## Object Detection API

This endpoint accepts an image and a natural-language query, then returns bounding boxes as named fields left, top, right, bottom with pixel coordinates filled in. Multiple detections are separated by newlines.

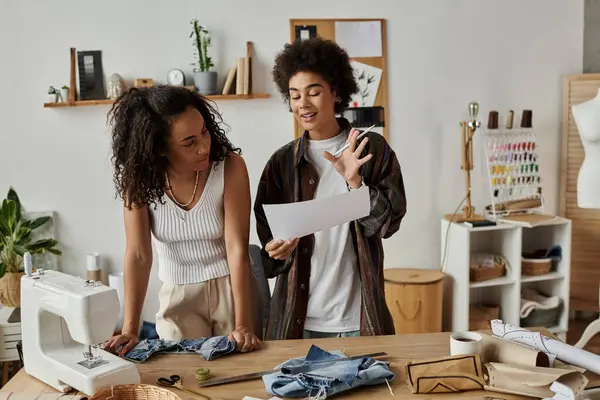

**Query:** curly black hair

left=107, top=85, right=241, bottom=209
left=272, top=37, right=359, bottom=114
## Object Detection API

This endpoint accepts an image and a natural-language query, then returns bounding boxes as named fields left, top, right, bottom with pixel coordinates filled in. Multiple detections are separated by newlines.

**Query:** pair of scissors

left=157, top=375, right=210, bottom=399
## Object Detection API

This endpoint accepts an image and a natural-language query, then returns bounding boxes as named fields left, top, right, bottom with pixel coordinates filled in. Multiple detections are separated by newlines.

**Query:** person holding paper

left=254, top=37, right=407, bottom=340
left=103, top=86, right=260, bottom=354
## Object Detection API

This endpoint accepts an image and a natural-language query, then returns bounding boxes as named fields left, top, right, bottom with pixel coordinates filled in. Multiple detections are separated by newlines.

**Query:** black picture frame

left=77, top=50, right=106, bottom=100
left=294, top=25, right=317, bottom=41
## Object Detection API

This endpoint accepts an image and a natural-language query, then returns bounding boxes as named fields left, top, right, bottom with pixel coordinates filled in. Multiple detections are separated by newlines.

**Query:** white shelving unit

left=441, top=217, right=571, bottom=341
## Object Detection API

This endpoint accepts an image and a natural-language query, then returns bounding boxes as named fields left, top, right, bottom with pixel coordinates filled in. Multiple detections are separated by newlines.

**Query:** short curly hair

left=272, top=37, right=358, bottom=114
left=107, top=85, right=241, bottom=209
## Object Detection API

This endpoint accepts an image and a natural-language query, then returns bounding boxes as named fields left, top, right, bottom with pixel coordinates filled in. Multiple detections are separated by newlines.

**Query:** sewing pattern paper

left=262, top=186, right=370, bottom=241
left=491, top=319, right=600, bottom=375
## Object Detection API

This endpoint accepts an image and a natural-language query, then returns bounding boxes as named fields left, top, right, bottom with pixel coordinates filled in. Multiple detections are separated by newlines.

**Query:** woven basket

left=470, top=255, right=507, bottom=282
left=89, top=384, right=181, bottom=400
left=522, top=257, right=552, bottom=276
left=0, top=272, right=24, bottom=307
left=469, top=304, right=500, bottom=331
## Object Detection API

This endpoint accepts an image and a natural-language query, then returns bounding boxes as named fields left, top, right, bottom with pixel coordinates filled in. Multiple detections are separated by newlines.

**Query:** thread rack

left=483, top=110, right=545, bottom=220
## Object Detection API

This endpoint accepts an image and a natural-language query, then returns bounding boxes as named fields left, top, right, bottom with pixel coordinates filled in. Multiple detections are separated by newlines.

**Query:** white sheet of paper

left=263, top=186, right=370, bottom=240
left=334, top=21, right=383, bottom=58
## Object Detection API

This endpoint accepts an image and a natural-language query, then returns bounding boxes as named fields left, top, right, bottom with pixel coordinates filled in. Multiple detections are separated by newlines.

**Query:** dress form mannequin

left=571, top=88, right=600, bottom=208
left=571, top=88, right=600, bottom=349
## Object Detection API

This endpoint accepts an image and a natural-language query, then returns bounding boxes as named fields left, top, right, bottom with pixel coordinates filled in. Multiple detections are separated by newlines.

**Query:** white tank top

left=149, top=162, right=230, bottom=284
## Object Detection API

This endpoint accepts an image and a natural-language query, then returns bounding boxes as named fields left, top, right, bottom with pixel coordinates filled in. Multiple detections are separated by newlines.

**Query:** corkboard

left=560, top=73, right=600, bottom=312
left=288, top=19, right=389, bottom=140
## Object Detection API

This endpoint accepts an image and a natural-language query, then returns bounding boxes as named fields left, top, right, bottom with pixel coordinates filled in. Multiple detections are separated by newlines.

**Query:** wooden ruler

left=196, top=351, right=388, bottom=388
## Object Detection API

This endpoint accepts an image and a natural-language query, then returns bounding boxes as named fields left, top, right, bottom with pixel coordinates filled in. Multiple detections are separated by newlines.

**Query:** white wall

left=0, top=0, right=583, bottom=322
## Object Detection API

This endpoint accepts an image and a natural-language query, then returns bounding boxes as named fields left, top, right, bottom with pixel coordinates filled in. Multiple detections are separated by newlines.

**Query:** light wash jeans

left=120, top=336, right=236, bottom=363
left=303, top=330, right=360, bottom=339
left=262, top=344, right=395, bottom=398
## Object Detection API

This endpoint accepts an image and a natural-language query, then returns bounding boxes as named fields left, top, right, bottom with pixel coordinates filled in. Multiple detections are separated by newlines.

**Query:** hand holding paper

left=263, top=186, right=370, bottom=241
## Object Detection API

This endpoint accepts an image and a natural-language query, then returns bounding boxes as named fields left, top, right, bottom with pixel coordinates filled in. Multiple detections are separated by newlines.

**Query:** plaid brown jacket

left=253, top=118, right=407, bottom=340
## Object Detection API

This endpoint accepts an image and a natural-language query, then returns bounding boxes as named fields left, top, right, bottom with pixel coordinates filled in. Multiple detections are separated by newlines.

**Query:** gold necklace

left=165, top=170, right=199, bottom=207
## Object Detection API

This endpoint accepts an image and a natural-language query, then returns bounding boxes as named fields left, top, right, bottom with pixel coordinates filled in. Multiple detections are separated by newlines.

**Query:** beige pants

left=155, top=275, right=235, bottom=340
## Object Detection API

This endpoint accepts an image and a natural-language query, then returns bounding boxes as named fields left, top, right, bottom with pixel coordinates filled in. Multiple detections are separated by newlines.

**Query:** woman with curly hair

left=104, top=85, right=260, bottom=354
left=254, top=37, right=407, bottom=340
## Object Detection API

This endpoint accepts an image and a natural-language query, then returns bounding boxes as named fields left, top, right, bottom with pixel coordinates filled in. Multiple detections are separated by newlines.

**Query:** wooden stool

left=384, top=268, right=445, bottom=334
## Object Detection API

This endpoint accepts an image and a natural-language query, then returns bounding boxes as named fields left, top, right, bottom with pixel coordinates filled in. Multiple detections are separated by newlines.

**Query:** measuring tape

left=195, top=351, right=387, bottom=388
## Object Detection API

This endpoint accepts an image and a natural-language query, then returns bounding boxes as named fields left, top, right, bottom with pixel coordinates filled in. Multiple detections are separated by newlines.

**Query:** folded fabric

left=405, top=354, right=486, bottom=394
left=120, top=335, right=236, bottom=363
left=520, top=288, right=561, bottom=318
left=485, top=362, right=589, bottom=399
left=262, top=345, right=394, bottom=399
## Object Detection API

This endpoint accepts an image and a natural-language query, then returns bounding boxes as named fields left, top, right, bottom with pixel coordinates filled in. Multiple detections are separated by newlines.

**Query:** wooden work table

left=2, top=332, right=599, bottom=399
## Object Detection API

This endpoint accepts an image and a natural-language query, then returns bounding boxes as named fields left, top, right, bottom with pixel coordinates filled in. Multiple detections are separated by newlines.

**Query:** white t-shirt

left=304, top=132, right=362, bottom=333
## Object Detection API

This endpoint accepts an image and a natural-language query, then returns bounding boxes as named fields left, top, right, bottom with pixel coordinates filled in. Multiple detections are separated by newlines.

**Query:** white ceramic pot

left=60, top=88, right=69, bottom=102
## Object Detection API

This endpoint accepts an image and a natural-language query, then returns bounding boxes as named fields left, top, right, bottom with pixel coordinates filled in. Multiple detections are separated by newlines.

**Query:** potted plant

left=0, top=187, right=61, bottom=307
left=47, top=86, right=58, bottom=103
left=190, top=19, right=217, bottom=95
left=60, top=85, right=69, bottom=103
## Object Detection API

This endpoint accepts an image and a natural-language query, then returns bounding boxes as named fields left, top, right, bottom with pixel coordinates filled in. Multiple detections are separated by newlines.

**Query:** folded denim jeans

left=263, top=345, right=395, bottom=399
left=120, top=335, right=236, bottom=363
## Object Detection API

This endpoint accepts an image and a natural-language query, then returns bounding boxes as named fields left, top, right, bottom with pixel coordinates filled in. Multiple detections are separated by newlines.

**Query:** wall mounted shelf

left=44, top=93, right=270, bottom=108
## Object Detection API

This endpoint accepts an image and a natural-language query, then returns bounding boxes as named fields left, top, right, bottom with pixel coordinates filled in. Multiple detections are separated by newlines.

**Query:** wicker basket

left=521, top=300, right=563, bottom=328
left=470, top=254, right=507, bottom=282
left=522, top=257, right=552, bottom=276
left=89, top=385, right=181, bottom=400
left=0, top=272, right=24, bottom=307
left=469, top=304, right=500, bottom=331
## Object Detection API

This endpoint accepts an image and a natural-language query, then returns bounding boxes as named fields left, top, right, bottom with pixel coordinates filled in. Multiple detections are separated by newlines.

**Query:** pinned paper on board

left=295, top=25, right=317, bottom=41
left=349, top=60, right=382, bottom=108
left=263, top=186, right=370, bottom=241
left=334, top=20, right=383, bottom=58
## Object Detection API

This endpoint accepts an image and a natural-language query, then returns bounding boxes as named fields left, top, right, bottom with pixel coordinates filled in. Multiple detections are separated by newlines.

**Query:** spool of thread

left=24, top=252, right=33, bottom=276
left=195, top=368, right=211, bottom=382
left=86, top=252, right=102, bottom=282
left=487, top=111, right=499, bottom=129
left=506, top=110, right=514, bottom=129
left=521, top=109, right=533, bottom=128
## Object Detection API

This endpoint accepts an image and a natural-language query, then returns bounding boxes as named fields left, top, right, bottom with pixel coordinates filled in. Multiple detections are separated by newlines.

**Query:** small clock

left=167, top=69, right=185, bottom=86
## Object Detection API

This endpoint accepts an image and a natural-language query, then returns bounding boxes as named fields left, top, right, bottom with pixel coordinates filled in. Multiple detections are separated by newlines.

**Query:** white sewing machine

left=20, top=268, right=141, bottom=396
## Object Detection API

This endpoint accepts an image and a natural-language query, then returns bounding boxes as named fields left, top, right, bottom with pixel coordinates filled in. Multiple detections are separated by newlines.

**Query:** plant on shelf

left=47, top=86, right=58, bottom=103
left=60, top=85, right=69, bottom=103
left=190, top=18, right=217, bottom=95
left=0, top=187, right=61, bottom=307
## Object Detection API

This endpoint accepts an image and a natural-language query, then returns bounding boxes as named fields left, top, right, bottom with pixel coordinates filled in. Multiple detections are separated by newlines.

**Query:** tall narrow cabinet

left=440, top=217, right=571, bottom=341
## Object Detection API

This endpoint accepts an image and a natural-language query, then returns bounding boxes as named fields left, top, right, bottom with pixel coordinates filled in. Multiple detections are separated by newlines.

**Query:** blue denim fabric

left=139, top=321, right=159, bottom=341
left=120, top=335, right=236, bottom=363
left=263, top=345, right=395, bottom=398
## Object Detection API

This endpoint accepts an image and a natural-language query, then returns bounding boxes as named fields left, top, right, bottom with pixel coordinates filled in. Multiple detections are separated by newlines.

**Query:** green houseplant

left=190, top=19, right=217, bottom=95
left=0, top=187, right=61, bottom=307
